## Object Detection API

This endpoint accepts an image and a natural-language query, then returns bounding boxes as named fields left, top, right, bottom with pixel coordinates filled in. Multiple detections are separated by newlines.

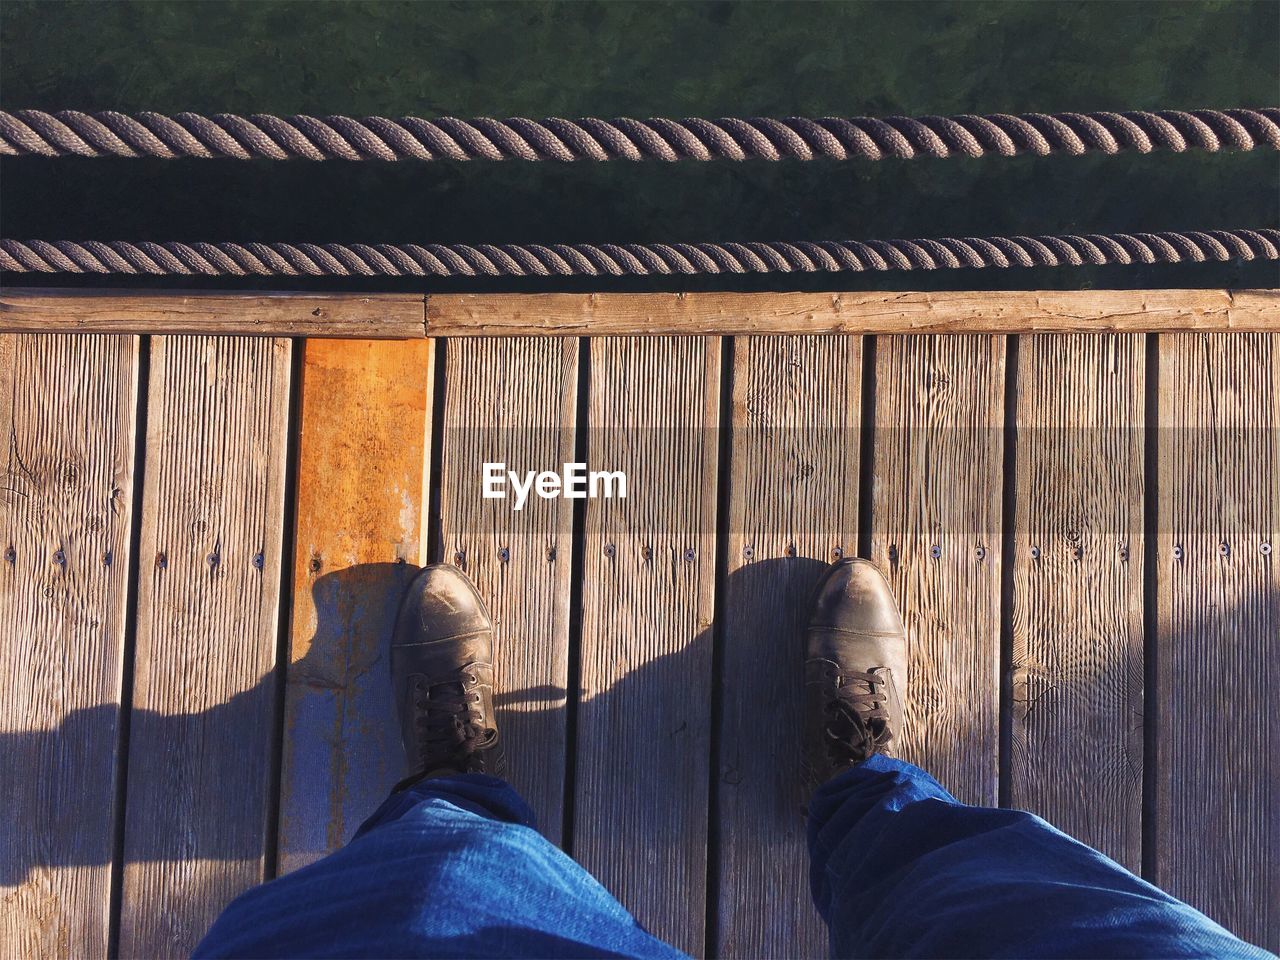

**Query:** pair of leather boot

left=391, top=559, right=906, bottom=792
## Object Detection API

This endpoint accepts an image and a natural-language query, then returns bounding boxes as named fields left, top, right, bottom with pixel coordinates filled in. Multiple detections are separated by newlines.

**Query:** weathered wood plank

left=717, top=335, right=861, bottom=959
left=0, top=290, right=425, bottom=338
left=1156, top=333, right=1279, bottom=950
left=5, top=288, right=1276, bottom=338
left=437, top=337, right=578, bottom=842
left=575, top=337, right=720, bottom=954
left=277, top=339, right=434, bottom=875
left=870, top=335, right=1004, bottom=805
left=119, top=336, right=292, bottom=957
left=426, top=290, right=1279, bottom=337
left=0, top=334, right=139, bottom=958
left=1010, top=334, right=1144, bottom=869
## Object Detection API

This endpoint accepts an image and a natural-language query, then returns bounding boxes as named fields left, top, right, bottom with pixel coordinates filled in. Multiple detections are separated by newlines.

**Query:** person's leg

left=196, top=771, right=683, bottom=959
left=801, top=559, right=1270, bottom=960
left=196, top=564, right=684, bottom=959
left=808, top=757, right=1267, bottom=959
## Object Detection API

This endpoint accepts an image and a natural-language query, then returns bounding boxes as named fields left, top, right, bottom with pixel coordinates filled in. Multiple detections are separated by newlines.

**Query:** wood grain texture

left=1, top=290, right=425, bottom=338
left=718, top=335, right=861, bottom=959
left=1156, top=333, right=1279, bottom=950
left=120, top=336, right=292, bottom=958
left=426, top=290, right=1279, bottom=337
left=0, top=334, right=139, bottom=958
left=436, top=337, right=578, bottom=842
left=1010, top=335, right=1144, bottom=869
left=278, top=339, right=434, bottom=875
left=575, top=337, right=720, bottom=955
left=6, top=288, right=1275, bottom=338
left=870, top=335, right=1004, bottom=805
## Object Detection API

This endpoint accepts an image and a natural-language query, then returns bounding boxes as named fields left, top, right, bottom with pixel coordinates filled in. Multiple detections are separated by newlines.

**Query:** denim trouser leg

left=197, top=762, right=1272, bottom=959
left=194, top=774, right=685, bottom=959
left=808, top=755, right=1271, bottom=959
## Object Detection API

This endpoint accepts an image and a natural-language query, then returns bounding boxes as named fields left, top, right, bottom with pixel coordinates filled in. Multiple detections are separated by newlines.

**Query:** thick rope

left=2, top=231, right=1275, bottom=277
left=2, top=108, right=1277, bottom=162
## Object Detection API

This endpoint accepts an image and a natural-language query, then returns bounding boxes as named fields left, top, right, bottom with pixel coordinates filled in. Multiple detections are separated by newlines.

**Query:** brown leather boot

left=391, top=564, right=504, bottom=784
left=803, top=558, right=908, bottom=790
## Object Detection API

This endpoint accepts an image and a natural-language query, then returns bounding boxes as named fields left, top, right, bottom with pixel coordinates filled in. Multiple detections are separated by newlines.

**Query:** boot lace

left=824, top=668, right=893, bottom=764
left=412, top=668, right=497, bottom=771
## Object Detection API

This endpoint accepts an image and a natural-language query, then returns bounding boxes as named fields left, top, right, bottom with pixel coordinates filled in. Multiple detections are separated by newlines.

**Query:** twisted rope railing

left=2, top=231, right=1275, bottom=277
left=2, top=108, right=1277, bottom=162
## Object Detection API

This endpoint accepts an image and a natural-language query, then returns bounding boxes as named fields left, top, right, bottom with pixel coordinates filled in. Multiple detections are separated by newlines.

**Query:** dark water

left=1, top=0, right=1277, bottom=294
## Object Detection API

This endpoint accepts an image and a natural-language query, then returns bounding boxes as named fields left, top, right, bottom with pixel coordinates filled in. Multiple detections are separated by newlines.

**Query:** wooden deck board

left=574, top=337, right=721, bottom=955
left=278, top=339, right=434, bottom=874
left=0, top=334, right=139, bottom=958
left=716, top=334, right=861, bottom=959
left=1, top=291, right=425, bottom=338
left=870, top=335, right=1005, bottom=805
left=119, top=336, right=292, bottom=957
left=436, top=337, right=578, bottom=840
left=426, top=290, right=1280, bottom=336
left=1155, top=333, right=1279, bottom=949
left=7, top=288, right=1279, bottom=337
left=1009, top=335, right=1145, bottom=869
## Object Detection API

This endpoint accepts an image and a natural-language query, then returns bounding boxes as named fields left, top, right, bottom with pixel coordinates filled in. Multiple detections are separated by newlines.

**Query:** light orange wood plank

left=278, top=338, right=434, bottom=874
left=0, top=334, right=139, bottom=958
left=120, top=336, right=291, bottom=957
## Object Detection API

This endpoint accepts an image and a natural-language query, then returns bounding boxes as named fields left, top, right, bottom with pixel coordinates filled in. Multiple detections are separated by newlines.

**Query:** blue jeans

left=197, top=757, right=1269, bottom=959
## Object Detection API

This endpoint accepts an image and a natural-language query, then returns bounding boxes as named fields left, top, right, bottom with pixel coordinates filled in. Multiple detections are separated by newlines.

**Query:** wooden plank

left=575, top=337, right=720, bottom=954
left=426, top=290, right=1279, bottom=337
left=1009, top=334, right=1144, bottom=869
left=870, top=335, right=1004, bottom=805
left=0, top=334, right=139, bottom=958
left=436, top=337, right=578, bottom=841
left=119, top=336, right=291, bottom=957
left=717, top=335, right=861, bottom=959
left=4, top=288, right=1277, bottom=338
left=1156, top=333, right=1279, bottom=949
left=0, top=290, right=425, bottom=338
left=277, top=339, right=434, bottom=875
